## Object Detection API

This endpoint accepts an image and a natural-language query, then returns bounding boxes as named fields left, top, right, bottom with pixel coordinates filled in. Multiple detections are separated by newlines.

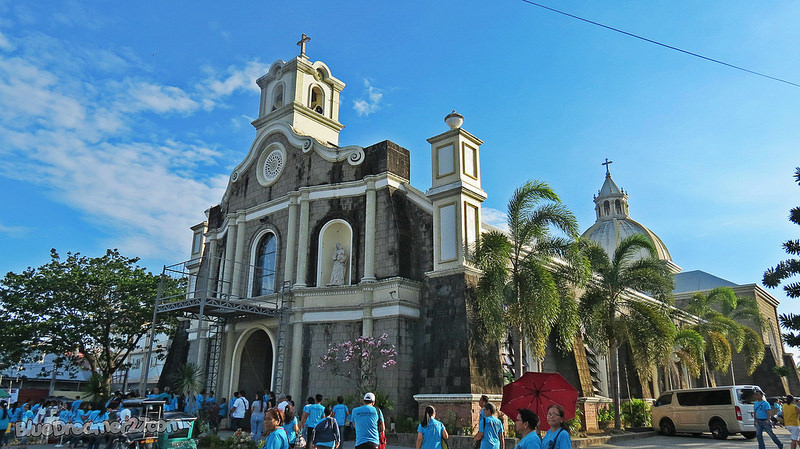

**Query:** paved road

left=598, top=427, right=791, bottom=448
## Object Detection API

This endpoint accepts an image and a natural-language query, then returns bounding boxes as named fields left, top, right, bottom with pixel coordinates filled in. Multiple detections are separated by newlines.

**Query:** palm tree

left=472, top=180, right=587, bottom=378
left=668, top=328, right=705, bottom=389
left=579, top=234, right=675, bottom=430
left=684, top=287, right=765, bottom=384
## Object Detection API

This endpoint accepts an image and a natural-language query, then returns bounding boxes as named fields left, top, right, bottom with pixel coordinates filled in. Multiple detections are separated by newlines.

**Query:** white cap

left=363, top=392, right=376, bottom=402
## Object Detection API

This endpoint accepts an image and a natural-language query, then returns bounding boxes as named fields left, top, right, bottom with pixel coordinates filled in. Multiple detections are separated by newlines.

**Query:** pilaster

left=362, top=177, right=377, bottom=282
left=223, top=215, right=237, bottom=297
left=284, top=193, right=300, bottom=285
left=231, top=211, right=247, bottom=298
left=295, top=189, right=311, bottom=287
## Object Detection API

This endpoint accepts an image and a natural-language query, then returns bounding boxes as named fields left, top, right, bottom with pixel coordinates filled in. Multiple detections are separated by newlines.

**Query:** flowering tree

left=318, top=333, right=397, bottom=393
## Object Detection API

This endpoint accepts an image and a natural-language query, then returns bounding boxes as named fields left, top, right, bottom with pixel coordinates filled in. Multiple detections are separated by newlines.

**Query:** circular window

left=256, top=145, right=286, bottom=187
left=264, top=150, right=283, bottom=181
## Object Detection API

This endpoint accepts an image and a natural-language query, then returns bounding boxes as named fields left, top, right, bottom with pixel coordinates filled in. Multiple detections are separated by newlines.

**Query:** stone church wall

left=416, top=273, right=503, bottom=395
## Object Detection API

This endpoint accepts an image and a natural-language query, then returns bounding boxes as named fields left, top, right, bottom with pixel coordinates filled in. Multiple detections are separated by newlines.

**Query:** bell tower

left=252, top=34, right=346, bottom=146
left=426, top=111, right=487, bottom=273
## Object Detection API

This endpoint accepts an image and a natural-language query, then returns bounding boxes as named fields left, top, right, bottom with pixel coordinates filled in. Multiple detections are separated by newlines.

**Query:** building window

left=192, top=232, right=203, bottom=254
left=272, top=84, right=284, bottom=111
left=309, top=85, right=324, bottom=114
left=603, top=201, right=611, bottom=216
left=253, top=233, right=277, bottom=296
left=614, top=200, right=622, bottom=215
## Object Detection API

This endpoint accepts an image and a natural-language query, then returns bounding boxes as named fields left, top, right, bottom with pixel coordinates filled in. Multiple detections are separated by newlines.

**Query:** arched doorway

left=237, top=330, right=274, bottom=401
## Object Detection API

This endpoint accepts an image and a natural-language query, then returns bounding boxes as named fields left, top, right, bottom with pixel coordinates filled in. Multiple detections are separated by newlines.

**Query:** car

left=651, top=385, right=763, bottom=440
left=110, top=399, right=198, bottom=449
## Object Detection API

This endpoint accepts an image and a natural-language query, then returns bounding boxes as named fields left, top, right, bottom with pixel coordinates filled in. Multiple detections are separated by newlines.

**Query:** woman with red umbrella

left=513, top=409, right=541, bottom=449
left=541, top=404, right=571, bottom=449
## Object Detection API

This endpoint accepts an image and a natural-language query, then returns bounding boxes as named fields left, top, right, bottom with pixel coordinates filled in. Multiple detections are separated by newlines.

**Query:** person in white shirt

left=230, top=391, right=248, bottom=430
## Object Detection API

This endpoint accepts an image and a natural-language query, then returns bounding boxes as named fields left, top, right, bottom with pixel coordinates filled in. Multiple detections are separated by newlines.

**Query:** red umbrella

left=500, top=372, right=579, bottom=421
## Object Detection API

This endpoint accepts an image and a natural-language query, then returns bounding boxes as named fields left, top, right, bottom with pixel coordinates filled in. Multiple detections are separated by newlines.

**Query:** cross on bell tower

left=297, top=33, right=310, bottom=58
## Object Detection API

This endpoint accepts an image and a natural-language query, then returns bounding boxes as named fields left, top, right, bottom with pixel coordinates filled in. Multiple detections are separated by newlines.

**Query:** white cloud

left=481, top=207, right=509, bottom=232
left=0, top=29, right=14, bottom=51
left=0, top=222, right=30, bottom=237
left=124, top=81, right=201, bottom=115
left=0, top=31, right=255, bottom=262
left=353, top=79, right=384, bottom=117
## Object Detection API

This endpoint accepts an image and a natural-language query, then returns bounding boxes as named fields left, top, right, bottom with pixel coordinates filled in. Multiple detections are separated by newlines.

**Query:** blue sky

left=1, top=1, right=799, bottom=321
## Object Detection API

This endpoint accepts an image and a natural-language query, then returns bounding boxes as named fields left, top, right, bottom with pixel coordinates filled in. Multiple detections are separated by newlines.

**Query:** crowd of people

left=0, top=389, right=574, bottom=449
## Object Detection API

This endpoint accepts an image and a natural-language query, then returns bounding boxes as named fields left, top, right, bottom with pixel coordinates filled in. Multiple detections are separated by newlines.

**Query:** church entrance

left=237, top=329, right=274, bottom=399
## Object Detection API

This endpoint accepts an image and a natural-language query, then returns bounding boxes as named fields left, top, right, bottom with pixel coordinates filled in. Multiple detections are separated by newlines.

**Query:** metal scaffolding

left=140, top=255, right=291, bottom=395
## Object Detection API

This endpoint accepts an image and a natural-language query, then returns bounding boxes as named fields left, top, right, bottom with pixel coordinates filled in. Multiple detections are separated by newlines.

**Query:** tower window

left=272, top=84, right=284, bottom=111
left=615, top=200, right=622, bottom=214
left=603, top=200, right=610, bottom=216
left=309, top=85, right=324, bottom=114
left=252, top=232, right=277, bottom=296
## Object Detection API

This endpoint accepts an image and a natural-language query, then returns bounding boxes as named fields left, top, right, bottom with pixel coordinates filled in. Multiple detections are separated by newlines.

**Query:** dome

left=581, top=169, right=681, bottom=273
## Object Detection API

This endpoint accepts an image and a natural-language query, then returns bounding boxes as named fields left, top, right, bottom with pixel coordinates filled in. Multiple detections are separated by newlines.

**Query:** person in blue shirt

left=332, top=397, right=349, bottom=435
left=475, top=403, right=503, bottom=449
left=540, top=405, right=570, bottom=449
left=217, top=398, right=228, bottom=432
left=283, top=403, right=300, bottom=449
left=475, top=395, right=489, bottom=449
left=301, top=395, right=325, bottom=449
left=754, top=391, right=784, bottom=449
left=415, top=405, right=448, bottom=449
left=352, top=393, right=384, bottom=449
left=261, top=409, right=289, bottom=449
left=312, top=407, right=340, bottom=449
left=513, top=409, right=541, bottom=449
left=20, top=404, right=34, bottom=447
left=0, top=402, right=11, bottom=448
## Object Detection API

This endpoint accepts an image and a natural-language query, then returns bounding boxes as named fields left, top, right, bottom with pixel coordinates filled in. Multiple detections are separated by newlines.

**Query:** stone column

left=362, top=289, right=374, bottom=336
left=231, top=211, right=247, bottom=298
left=295, top=189, right=310, bottom=287
left=289, top=296, right=304, bottom=400
left=204, top=236, right=218, bottom=298
left=362, top=178, right=377, bottom=282
left=284, top=193, right=300, bottom=285
left=223, top=214, right=237, bottom=297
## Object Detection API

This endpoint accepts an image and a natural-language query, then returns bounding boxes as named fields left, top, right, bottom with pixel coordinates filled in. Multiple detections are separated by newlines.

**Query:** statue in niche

left=328, top=243, right=348, bottom=286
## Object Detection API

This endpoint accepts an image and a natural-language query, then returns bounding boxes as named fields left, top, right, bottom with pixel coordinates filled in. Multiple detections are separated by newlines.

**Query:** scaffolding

left=140, top=255, right=291, bottom=395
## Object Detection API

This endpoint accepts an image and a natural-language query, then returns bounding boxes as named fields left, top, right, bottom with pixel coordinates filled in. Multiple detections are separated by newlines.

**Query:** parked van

left=651, top=385, right=763, bottom=439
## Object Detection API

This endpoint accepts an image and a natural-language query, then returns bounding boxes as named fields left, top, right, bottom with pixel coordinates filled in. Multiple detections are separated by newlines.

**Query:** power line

left=520, top=0, right=800, bottom=89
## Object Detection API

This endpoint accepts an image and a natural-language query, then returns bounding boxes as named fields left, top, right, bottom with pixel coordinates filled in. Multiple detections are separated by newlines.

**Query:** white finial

left=445, top=110, right=464, bottom=129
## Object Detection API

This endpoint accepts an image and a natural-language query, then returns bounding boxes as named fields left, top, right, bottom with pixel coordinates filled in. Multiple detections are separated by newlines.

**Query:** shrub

left=620, top=399, right=651, bottom=428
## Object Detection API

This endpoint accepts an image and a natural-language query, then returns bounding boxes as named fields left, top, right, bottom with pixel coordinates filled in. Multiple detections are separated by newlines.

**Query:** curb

left=572, top=430, right=658, bottom=447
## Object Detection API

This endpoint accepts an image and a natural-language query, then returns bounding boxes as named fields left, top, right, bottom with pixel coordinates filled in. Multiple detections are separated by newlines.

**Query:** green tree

left=764, top=167, right=800, bottom=345
left=685, top=287, right=765, bottom=383
left=668, top=328, right=705, bottom=388
left=0, top=249, right=179, bottom=389
left=473, top=180, right=588, bottom=378
left=579, top=234, right=675, bottom=430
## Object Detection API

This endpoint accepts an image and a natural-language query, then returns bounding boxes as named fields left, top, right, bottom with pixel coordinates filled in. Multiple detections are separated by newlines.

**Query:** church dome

left=581, top=165, right=681, bottom=274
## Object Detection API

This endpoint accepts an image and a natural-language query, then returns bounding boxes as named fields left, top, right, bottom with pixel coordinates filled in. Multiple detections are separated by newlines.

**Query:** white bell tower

left=251, top=34, right=346, bottom=146
left=426, top=111, right=487, bottom=273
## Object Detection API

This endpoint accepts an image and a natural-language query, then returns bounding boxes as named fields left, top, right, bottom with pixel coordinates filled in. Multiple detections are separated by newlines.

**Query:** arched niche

left=272, top=83, right=284, bottom=111
left=317, top=219, right=353, bottom=287
left=309, top=84, right=324, bottom=115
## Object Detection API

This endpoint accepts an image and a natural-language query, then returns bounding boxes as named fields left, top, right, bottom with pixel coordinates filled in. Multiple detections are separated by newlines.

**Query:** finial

left=602, top=158, right=613, bottom=176
left=445, top=110, right=464, bottom=129
left=297, top=33, right=311, bottom=58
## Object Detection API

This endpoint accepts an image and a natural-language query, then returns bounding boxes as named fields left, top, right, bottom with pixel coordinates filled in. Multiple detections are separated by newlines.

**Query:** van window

left=654, top=393, right=672, bottom=406
left=737, top=388, right=761, bottom=404
left=677, top=390, right=732, bottom=406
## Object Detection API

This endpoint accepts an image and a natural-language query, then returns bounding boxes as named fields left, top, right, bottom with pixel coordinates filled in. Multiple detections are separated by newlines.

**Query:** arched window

left=309, top=85, right=324, bottom=114
left=603, top=200, right=611, bottom=216
left=272, top=84, right=284, bottom=111
left=252, top=233, right=277, bottom=296
left=615, top=200, right=622, bottom=214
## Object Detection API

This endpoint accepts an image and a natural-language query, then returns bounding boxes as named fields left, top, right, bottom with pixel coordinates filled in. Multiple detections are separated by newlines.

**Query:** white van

left=651, top=385, right=763, bottom=439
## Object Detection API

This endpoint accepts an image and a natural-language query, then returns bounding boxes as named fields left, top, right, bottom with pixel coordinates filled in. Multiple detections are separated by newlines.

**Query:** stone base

left=413, top=393, right=504, bottom=435
left=578, top=396, right=612, bottom=432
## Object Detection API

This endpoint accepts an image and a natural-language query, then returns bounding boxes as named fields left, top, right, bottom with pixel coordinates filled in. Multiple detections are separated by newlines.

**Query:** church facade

left=162, top=41, right=797, bottom=428
left=175, top=45, right=501, bottom=418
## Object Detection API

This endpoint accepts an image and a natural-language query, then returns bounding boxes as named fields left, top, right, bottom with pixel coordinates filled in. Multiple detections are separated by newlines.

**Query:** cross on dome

left=602, top=158, right=613, bottom=175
